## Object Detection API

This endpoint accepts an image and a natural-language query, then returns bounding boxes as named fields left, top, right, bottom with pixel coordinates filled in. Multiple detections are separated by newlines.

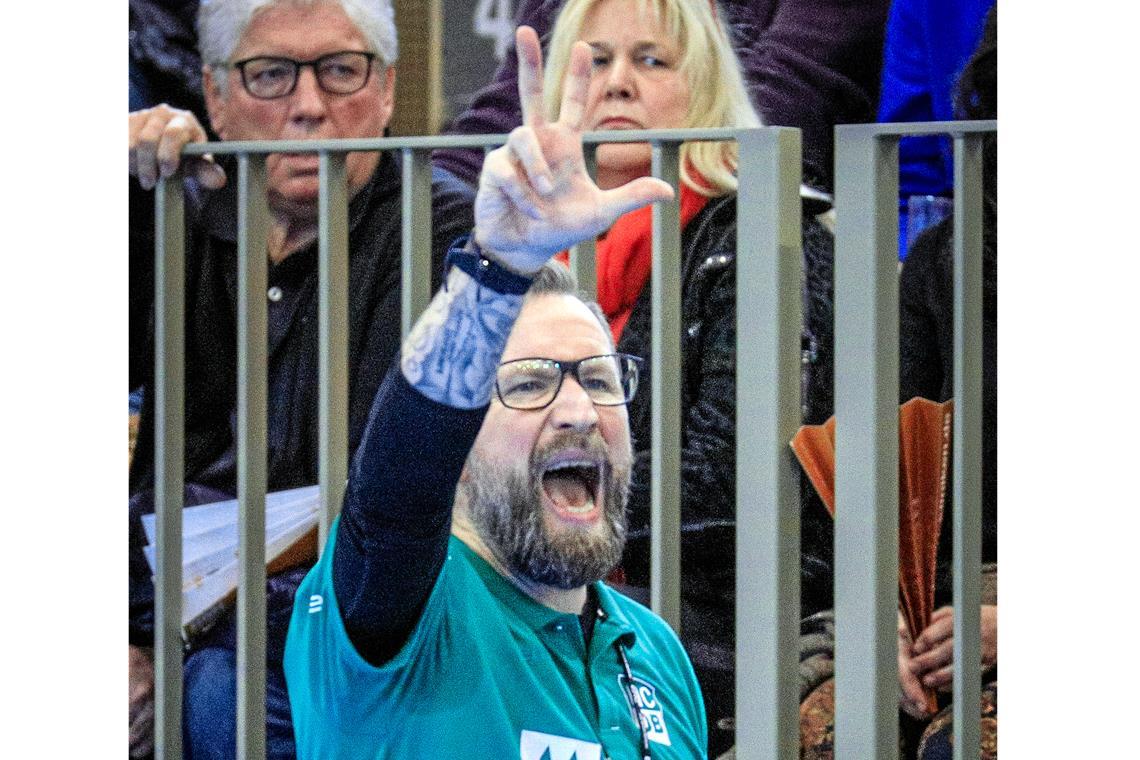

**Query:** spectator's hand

left=910, top=604, right=998, bottom=692
left=897, top=611, right=933, bottom=719
left=129, top=644, right=155, bottom=758
left=129, top=104, right=226, bottom=191
left=473, top=25, right=672, bottom=274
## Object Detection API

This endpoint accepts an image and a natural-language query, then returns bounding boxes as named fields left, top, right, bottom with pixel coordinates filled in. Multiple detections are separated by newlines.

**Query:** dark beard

left=464, top=433, right=629, bottom=590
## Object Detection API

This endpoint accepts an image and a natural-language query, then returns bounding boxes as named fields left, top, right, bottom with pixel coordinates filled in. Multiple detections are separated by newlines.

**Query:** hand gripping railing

left=833, top=119, right=996, bottom=760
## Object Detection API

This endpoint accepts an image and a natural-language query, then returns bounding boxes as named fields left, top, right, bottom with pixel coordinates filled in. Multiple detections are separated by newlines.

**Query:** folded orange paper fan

left=789, top=416, right=837, bottom=515
left=790, top=397, right=953, bottom=715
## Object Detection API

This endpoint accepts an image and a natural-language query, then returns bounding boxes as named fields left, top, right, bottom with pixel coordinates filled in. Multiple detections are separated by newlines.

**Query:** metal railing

left=832, top=120, right=994, bottom=760
left=148, top=120, right=994, bottom=759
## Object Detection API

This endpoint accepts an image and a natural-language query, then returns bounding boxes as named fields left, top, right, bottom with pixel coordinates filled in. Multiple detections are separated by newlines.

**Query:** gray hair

left=197, top=0, right=398, bottom=69
left=526, top=259, right=613, bottom=347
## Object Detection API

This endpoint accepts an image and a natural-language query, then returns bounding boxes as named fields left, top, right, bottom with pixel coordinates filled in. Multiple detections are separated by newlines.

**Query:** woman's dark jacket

left=613, top=190, right=836, bottom=735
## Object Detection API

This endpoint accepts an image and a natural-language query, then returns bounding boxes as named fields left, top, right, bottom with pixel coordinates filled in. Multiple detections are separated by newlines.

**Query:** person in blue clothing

left=877, top=0, right=993, bottom=258
left=284, top=26, right=707, bottom=759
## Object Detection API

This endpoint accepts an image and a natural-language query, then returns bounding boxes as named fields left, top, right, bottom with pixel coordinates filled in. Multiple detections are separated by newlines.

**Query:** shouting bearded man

left=283, top=26, right=708, bottom=759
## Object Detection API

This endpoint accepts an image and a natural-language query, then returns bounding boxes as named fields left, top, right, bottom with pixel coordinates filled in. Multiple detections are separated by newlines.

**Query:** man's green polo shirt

left=284, top=526, right=707, bottom=759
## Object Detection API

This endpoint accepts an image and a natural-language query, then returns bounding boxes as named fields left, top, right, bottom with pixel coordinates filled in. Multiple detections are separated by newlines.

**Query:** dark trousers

left=131, top=483, right=305, bottom=760
left=183, top=648, right=296, bottom=760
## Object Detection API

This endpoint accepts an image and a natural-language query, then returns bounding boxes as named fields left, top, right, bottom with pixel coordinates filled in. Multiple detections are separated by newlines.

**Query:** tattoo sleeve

left=400, top=267, right=524, bottom=408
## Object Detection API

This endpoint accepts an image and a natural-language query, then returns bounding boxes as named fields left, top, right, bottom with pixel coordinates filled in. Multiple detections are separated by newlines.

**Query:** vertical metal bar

left=834, top=127, right=900, bottom=760
left=649, top=141, right=682, bottom=631
left=734, top=128, right=802, bottom=760
left=951, top=132, right=985, bottom=760
left=401, top=147, right=433, bottom=338
left=236, top=153, right=269, bottom=760
left=318, top=152, right=349, bottom=552
left=570, top=144, right=598, bottom=299
left=153, top=175, right=184, bottom=760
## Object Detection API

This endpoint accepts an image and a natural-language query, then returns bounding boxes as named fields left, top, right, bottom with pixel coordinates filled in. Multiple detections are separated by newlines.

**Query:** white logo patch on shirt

left=619, top=675, right=672, bottom=746
left=519, top=729, right=602, bottom=760
left=308, top=594, right=323, bottom=614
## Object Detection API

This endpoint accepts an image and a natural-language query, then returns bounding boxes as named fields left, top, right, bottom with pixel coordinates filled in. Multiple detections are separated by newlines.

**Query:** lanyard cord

left=615, top=641, right=652, bottom=760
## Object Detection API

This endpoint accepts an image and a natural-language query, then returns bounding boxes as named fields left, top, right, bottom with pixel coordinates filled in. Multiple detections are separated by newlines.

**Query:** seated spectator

left=800, top=9, right=997, bottom=758
left=129, top=0, right=207, bottom=122
left=127, top=1, right=473, bottom=757
left=284, top=27, right=708, bottom=756
left=877, top=0, right=994, bottom=258
left=437, top=0, right=891, bottom=194
left=447, top=1, right=836, bottom=754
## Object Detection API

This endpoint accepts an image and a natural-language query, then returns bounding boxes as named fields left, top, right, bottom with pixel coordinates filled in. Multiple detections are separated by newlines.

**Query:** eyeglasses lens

left=497, top=359, right=561, bottom=410
left=495, top=355, right=639, bottom=410
left=240, top=52, right=372, bottom=99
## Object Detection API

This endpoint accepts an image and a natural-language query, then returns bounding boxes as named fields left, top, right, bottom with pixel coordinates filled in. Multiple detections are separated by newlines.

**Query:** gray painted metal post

left=318, top=152, right=350, bottom=552
left=951, top=133, right=985, bottom=760
left=734, top=127, right=803, bottom=760
left=154, top=176, right=185, bottom=760
left=401, top=148, right=433, bottom=337
left=236, top=154, right=269, bottom=760
left=650, top=141, right=682, bottom=631
left=834, top=127, right=901, bottom=760
left=570, top=145, right=598, bottom=299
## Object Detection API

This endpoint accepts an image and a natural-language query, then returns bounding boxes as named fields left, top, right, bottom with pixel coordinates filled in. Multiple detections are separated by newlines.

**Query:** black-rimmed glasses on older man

left=231, top=51, right=377, bottom=100
left=494, top=354, right=643, bottom=411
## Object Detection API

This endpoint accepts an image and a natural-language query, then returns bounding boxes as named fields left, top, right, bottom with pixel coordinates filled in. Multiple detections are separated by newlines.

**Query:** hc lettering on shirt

left=519, top=729, right=603, bottom=760
left=620, top=675, right=672, bottom=746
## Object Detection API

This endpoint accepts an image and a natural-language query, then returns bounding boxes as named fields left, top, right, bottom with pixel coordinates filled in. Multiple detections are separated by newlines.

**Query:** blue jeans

left=183, top=647, right=297, bottom=760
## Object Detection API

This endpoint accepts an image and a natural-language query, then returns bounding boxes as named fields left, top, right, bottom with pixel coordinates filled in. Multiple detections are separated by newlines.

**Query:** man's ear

left=202, top=66, right=228, bottom=138
left=376, top=66, right=397, bottom=132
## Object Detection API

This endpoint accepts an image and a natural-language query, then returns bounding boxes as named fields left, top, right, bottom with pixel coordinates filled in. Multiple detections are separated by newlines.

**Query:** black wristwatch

left=443, top=234, right=533, bottom=296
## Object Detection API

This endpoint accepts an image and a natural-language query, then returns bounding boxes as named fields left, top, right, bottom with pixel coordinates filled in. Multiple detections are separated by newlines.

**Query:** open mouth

left=541, top=459, right=603, bottom=519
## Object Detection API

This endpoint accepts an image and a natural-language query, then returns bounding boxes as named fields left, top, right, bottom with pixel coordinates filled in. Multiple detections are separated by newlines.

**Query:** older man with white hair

left=127, top=1, right=473, bottom=757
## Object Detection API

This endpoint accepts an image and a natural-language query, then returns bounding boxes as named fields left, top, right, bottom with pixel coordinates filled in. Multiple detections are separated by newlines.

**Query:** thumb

left=193, top=155, right=228, bottom=190
left=598, top=177, right=675, bottom=220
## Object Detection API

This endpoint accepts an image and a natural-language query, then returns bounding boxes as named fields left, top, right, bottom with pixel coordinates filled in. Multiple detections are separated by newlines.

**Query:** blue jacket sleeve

left=877, top=0, right=993, bottom=256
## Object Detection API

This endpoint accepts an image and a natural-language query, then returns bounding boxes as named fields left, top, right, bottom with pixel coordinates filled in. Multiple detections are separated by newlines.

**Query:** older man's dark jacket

left=128, top=153, right=474, bottom=658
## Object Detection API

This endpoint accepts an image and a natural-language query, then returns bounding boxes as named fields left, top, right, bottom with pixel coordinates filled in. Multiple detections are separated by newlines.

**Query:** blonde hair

left=542, top=0, right=761, bottom=197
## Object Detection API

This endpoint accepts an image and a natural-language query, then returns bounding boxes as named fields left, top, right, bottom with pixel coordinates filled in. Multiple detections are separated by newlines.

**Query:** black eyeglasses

left=494, top=354, right=643, bottom=411
left=231, top=51, right=377, bottom=99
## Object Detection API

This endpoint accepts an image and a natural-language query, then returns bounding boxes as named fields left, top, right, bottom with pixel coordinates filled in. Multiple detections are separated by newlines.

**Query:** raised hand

left=129, top=104, right=226, bottom=191
left=473, top=25, right=673, bottom=274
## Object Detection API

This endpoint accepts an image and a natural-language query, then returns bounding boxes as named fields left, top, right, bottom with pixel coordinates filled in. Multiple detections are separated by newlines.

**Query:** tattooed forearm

left=401, top=267, right=525, bottom=408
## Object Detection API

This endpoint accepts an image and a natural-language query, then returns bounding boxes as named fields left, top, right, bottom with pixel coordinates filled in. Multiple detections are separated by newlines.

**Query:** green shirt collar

left=450, top=536, right=638, bottom=650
